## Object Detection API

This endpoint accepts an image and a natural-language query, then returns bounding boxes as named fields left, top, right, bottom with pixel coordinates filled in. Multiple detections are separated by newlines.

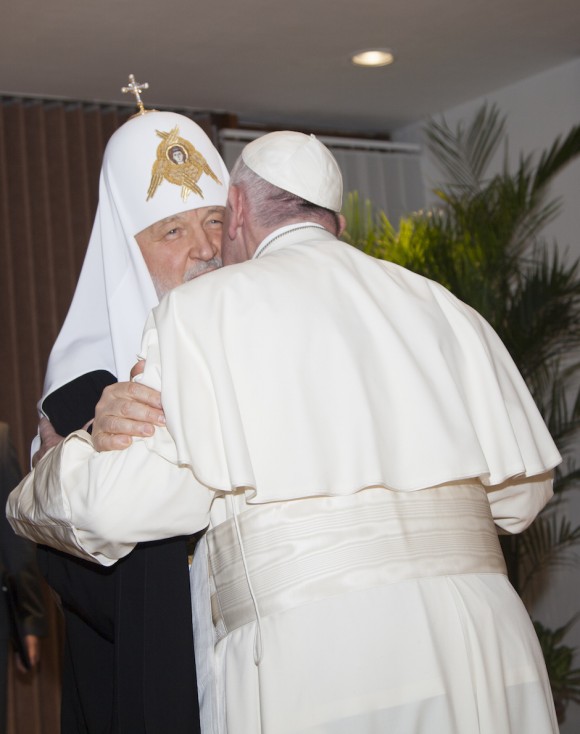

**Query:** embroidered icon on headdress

left=147, top=126, right=222, bottom=201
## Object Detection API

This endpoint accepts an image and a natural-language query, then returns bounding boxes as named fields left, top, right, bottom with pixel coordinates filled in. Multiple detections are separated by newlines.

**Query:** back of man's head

left=230, top=131, right=343, bottom=233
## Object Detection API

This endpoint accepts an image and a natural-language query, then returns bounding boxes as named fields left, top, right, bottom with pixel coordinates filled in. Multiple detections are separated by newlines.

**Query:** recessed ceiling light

left=351, top=49, right=395, bottom=67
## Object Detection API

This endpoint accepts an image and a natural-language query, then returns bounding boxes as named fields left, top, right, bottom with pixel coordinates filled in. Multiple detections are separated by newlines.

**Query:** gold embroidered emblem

left=147, top=126, right=222, bottom=201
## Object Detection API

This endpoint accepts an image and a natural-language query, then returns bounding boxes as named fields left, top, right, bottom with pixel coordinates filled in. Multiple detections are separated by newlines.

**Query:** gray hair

left=229, top=157, right=341, bottom=235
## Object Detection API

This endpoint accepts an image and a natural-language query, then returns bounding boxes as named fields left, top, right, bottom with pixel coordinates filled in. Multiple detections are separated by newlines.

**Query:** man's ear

left=337, top=214, right=347, bottom=237
left=227, top=185, right=244, bottom=239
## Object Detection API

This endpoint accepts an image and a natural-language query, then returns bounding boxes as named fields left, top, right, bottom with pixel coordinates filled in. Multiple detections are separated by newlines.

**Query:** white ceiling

left=1, top=0, right=579, bottom=135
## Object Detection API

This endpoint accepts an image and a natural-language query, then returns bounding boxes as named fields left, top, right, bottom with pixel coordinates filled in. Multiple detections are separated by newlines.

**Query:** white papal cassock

left=9, top=224, right=561, bottom=733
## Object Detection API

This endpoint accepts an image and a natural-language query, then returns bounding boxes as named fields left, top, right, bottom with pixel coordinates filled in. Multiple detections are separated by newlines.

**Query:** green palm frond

left=534, top=616, right=580, bottom=712
left=554, top=466, right=580, bottom=495
left=539, top=371, right=580, bottom=455
left=341, top=192, right=378, bottom=254
left=502, top=249, right=580, bottom=380
left=532, top=124, right=580, bottom=195
left=484, top=169, right=562, bottom=258
left=519, top=513, right=580, bottom=594
left=425, top=103, right=506, bottom=190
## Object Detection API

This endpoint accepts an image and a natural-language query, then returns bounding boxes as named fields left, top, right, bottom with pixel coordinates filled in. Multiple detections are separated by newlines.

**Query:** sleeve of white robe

left=485, top=470, right=554, bottom=534
left=6, top=314, right=213, bottom=566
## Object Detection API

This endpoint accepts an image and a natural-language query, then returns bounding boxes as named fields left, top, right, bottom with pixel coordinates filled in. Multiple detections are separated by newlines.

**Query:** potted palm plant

left=342, top=103, right=580, bottom=724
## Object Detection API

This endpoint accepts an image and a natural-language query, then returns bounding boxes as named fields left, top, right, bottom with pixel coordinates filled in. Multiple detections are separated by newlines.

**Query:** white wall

left=393, top=57, right=580, bottom=261
left=393, top=58, right=580, bottom=732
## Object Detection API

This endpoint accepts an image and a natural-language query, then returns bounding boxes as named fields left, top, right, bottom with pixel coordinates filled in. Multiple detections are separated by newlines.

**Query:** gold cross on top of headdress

left=121, top=74, right=149, bottom=115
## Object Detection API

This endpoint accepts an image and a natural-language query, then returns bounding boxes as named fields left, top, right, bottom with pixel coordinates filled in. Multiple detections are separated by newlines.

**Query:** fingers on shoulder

left=128, top=380, right=162, bottom=408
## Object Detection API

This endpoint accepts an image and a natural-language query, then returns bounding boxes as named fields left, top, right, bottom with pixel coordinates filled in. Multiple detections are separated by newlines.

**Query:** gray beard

left=152, top=257, right=223, bottom=299
left=184, top=256, right=222, bottom=282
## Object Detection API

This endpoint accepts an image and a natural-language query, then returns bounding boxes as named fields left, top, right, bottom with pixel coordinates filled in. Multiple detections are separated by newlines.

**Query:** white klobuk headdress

left=41, top=110, right=229, bottom=411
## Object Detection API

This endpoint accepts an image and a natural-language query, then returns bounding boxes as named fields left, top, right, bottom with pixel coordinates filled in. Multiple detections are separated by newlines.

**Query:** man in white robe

left=8, top=131, right=561, bottom=733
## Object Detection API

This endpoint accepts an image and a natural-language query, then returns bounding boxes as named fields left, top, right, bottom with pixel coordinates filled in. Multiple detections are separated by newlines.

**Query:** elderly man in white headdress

left=9, top=131, right=560, bottom=733
left=25, top=109, right=228, bottom=734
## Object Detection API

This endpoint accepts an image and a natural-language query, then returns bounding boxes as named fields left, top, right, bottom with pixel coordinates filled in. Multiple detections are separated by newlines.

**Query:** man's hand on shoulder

left=32, top=417, right=64, bottom=467
left=92, top=365, right=165, bottom=452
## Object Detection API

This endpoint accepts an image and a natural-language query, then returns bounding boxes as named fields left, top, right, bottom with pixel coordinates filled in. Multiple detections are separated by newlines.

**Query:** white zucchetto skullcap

left=242, top=131, right=343, bottom=213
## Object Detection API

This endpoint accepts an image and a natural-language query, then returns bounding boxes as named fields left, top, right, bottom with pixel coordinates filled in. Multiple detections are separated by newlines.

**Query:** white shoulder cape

left=148, top=227, right=560, bottom=500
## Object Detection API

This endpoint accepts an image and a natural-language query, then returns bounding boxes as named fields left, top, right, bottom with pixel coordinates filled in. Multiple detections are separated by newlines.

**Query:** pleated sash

left=207, top=483, right=507, bottom=635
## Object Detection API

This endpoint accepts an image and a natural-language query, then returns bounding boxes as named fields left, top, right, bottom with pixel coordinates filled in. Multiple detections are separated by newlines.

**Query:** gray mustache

left=186, top=257, right=223, bottom=281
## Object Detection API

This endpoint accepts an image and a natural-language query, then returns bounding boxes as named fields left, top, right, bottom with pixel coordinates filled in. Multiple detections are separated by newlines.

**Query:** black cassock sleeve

left=42, top=370, right=116, bottom=437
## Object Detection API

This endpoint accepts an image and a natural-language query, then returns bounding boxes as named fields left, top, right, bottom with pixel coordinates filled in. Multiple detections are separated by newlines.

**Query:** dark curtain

left=0, top=96, right=215, bottom=734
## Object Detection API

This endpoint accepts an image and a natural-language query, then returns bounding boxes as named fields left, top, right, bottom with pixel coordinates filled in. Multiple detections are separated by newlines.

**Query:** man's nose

left=188, top=234, right=219, bottom=261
